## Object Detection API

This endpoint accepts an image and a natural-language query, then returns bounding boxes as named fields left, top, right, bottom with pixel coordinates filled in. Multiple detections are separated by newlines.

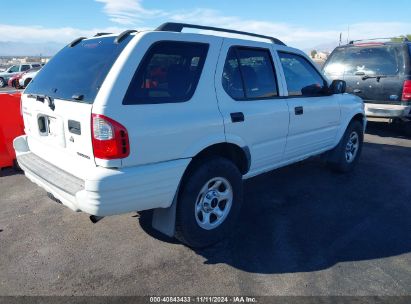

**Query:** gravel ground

left=0, top=121, right=410, bottom=296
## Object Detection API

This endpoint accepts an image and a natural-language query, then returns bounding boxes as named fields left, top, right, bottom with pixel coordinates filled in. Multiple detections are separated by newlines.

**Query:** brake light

left=91, top=114, right=130, bottom=159
left=354, top=42, right=384, bottom=47
left=402, top=80, right=411, bottom=102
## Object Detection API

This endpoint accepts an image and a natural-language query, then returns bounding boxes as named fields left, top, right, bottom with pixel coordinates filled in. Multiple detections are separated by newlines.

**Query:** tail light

left=91, top=114, right=130, bottom=159
left=402, top=80, right=411, bottom=102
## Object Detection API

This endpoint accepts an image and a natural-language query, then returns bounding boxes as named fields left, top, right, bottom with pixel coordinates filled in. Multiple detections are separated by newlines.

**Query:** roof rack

left=114, top=30, right=137, bottom=44
left=155, top=22, right=286, bottom=46
left=94, top=32, right=112, bottom=37
left=349, top=37, right=409, bottom=44
left=68, top=37, right=87, bottom=47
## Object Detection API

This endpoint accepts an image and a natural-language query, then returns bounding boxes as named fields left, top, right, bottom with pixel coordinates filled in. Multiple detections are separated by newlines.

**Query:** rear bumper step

left=365, top=103, right=411, bottom=118
left=18, top=153, right=85, bottom=196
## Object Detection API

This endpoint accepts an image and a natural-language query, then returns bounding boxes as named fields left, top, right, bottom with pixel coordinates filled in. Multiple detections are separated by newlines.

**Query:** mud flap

left=151, top=190, right=178, bottom=237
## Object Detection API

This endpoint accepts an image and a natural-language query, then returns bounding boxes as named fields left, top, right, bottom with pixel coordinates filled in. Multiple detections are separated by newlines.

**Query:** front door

left=276, top=51, right=341, bottom=162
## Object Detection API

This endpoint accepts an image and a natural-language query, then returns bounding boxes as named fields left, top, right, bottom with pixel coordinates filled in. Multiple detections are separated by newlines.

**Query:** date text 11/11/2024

left=149, top=296, right=257, bottom=303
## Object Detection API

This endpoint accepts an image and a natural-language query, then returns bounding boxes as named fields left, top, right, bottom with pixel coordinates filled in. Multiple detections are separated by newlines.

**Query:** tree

left=391, top=35, right=411, bottom=42
left=310, top=50, right=318, bottom=59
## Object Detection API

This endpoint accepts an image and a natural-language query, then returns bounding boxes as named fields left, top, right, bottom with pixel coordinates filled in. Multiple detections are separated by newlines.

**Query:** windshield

left=25, top=35, right=133, bottom=103
left=8, top=66, right=19, bottom=73
left=324, top=45, right=404, bottom=77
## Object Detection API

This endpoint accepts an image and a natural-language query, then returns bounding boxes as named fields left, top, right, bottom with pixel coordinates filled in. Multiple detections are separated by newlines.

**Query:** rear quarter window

left=123, top=41, right=209, bottom=105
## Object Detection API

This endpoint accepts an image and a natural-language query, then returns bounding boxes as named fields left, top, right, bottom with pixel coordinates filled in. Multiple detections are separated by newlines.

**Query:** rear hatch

left=22, top=35, right=132, bottom=177
left=323, top=43, right=407, bottom=104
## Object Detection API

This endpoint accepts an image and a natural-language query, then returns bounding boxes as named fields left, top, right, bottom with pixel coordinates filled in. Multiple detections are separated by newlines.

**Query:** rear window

left=25, top=36, right=132, bottom=103
left=324, top=45, right=404, bottom=77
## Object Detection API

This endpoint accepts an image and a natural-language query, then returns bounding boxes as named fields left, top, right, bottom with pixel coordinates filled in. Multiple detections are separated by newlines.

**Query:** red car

left=7, top=72, right=23, bottom=89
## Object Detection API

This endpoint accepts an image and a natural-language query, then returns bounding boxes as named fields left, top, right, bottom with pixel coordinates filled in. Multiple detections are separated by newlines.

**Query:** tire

left=403, top=121, right=411, bottom=137
left=13, top=160, right=22, bottom=172
left=24, top=78, right=31, bottom=88
left=0, top=78, right=5, bottom=88
left=327, top=120, right=363, bottom=173
left=175, top=157, right=243, bottom=248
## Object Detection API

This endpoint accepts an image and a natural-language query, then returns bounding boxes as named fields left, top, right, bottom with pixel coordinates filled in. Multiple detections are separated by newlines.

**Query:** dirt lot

left=0, top=122, right=410, bottom=296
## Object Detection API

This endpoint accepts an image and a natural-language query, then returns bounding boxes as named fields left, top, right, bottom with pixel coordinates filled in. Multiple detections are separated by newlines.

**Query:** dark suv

left=323, top=38, right=411, bottom=126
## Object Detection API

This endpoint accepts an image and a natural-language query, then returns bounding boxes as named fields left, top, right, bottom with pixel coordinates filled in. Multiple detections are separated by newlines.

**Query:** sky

left=1, top=0, right=411, bottom=52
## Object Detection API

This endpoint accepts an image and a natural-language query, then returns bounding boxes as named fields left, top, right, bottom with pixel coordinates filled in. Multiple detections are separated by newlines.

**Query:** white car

left=14, top=23, right=365, bottom=247
left=0, top=63, right=41, bottom=87
left=19, top=66, right=41, bottom=88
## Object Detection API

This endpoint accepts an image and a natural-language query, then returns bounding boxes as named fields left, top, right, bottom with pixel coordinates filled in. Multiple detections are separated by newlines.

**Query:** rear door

left=20, top=65, right=31, bottom=72
left=215, top=40, right=289, bottom=175
left=22, top=35, right=132, bottom=177
left=324, top=44, right=406, bottom=104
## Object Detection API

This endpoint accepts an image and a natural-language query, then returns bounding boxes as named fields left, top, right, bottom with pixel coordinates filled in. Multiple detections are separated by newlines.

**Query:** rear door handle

left=294, top=106, right=304, bottom=115
left=353, top=89, right=362, bottom=94
left=230, top=112, right=244, bottom=123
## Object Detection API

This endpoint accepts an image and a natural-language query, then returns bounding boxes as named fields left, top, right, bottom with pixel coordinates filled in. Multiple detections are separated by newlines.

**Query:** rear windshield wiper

left=27, top=93, right=46, bottom=101
left=361, top=75, right=387, bottom=82
left=27, top=94, right=55, bottom=111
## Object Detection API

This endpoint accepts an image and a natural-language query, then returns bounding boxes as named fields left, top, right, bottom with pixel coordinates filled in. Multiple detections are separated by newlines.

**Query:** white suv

left=14, top=23, right=366, bottom=247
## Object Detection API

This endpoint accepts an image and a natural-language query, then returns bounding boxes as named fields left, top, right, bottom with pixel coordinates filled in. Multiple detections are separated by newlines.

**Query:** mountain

left=0, top=41, right=64, bottom=56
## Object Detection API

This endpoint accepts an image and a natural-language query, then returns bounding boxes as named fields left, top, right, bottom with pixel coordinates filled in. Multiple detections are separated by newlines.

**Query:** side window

left=222, top=49, right=245, bottom=99
left=278, top=52, right=326, bottom=97
left=21, top=65, right=31, bottom=71
left=123, top=41, right=209, bottom=105
left=222, top=47, right=278, bottom=100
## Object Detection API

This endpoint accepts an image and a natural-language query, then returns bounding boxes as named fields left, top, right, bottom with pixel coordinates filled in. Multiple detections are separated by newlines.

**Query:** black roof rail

left=349, top=37, right=409, bottom=44
left=94, top=32, right=112, bottom=37
left=114, top=30, right=137, bottom=44
left=155, top=22, right=286, bottom=46
left=68, top=37, right=87, bottom=47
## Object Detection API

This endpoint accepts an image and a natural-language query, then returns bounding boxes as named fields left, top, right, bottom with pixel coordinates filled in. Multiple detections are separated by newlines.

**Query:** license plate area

left=38, top=115, right=58, bottom=137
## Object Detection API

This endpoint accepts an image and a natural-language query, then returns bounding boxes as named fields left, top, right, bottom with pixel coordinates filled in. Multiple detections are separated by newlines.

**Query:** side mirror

left=329, top=80, right=346, bottom=94
left=301, top=84, right=324, bottom=96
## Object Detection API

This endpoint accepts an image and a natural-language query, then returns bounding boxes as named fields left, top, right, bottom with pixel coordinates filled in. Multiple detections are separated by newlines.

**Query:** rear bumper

left=365, top=103, right=411, bottom=119
left=13, top=135, right=189, bottom=216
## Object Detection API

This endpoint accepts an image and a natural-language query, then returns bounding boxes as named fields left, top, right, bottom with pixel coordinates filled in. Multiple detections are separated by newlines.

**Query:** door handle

left=353, top=89, right=362, bottom=94
left=230, top=112, right=245, bottom=123
left=68, top=120, right=81, bottom=135
left=294, top=106, right=303, bottom=115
